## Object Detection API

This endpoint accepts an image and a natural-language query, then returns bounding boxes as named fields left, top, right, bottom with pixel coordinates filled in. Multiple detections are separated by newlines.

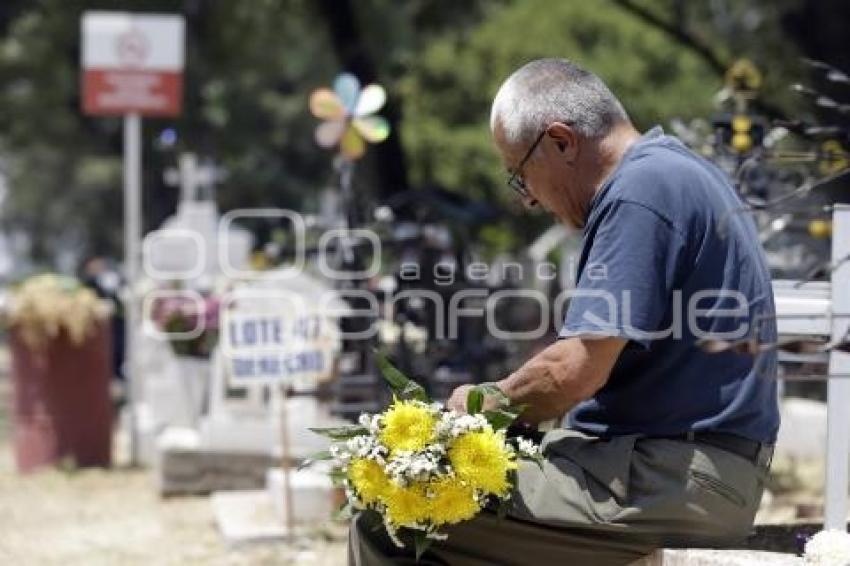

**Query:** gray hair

left=490, top=58, right=630, bottom=147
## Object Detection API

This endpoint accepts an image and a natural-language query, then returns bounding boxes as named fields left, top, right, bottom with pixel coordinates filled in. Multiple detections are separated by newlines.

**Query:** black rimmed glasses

left=506, top=128, right=546, bottom=199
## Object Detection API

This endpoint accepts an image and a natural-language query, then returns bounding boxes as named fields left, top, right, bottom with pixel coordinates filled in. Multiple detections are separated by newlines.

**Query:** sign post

left=123, top=112, right=142, bottom=461
left=82, top=11, right=185, bottom=464
left=277, top=385, right=297, bottom=535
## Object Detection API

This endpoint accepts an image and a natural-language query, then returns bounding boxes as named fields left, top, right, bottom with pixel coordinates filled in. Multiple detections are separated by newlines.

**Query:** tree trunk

left=315, top=0, right=409, bottom=199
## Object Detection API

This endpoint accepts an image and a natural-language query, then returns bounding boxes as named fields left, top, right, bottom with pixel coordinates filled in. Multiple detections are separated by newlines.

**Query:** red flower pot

left=9, top=322, right=113, bottom=473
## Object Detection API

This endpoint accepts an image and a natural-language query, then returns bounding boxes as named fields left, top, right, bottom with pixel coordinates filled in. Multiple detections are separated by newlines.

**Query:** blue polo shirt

left=560, top=127, right=780, bottom=443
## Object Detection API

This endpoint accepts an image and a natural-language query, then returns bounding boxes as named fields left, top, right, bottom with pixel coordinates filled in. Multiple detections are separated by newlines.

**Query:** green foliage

left=400, top=0, right=722, bottom=208
left=413, top=530, right=432, bottom=562
left=297, top=449, right=333, bottom=471
left=0, top=0, right=819, bottom=267
left=375, top=350, right=429, bottom=402
left=468, top=383, right=525, bottom=430
left=482, top=407, right=523, bottom=431
left=0, top=0, right=339, bottom=265
left=308, top=425, right=370, bottom=440
left=465, top=387, right=484, bottom=415
left=624, top=0, right=807, bottom=115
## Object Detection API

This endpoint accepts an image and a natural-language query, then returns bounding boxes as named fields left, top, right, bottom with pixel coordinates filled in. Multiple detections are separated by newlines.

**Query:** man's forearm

left=495, top=337, right=626, bottom=424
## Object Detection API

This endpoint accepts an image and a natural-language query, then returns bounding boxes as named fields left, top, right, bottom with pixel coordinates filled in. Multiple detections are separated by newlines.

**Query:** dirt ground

left=0, top=342, right=824, bottom=565
left=0, top=345, right=347, bottom=566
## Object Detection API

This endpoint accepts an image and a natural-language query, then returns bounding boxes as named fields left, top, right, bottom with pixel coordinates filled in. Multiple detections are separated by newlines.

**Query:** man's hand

left=446, top=384, right=474, bottom=414
left=447, top=383, right=504, bottom=414
left=446, top=336, right=624, bottom=421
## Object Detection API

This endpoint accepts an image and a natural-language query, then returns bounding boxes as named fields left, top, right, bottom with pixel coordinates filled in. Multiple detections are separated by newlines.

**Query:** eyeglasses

left=506, top=128, right=546, bottom=199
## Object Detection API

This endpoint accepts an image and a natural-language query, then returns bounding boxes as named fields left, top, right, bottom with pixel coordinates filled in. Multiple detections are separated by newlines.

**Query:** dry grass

left=0, top=345, right=347, bottom=566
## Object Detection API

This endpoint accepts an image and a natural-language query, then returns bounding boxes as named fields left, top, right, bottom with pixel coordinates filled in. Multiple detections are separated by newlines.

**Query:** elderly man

left=349, top=58, right=778, bottom=565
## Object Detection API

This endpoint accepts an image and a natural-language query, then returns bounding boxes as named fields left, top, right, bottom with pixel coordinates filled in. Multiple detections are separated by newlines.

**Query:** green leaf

left=413, top=530, right=433, bottom=562
left=297, top=449, right=333, bottom=471
left=482, top=409, right=517, bottom=430
left=476, top=383, right=510, bottom=405
left=375, top=351, right=429, bottom=402
left=482, top=401, right=526, bottom=430
left=508, top=403, right=527, bottom=417
left=466, top=388, right=484, bottom=415
left=309, top=425, right=369, bottom=440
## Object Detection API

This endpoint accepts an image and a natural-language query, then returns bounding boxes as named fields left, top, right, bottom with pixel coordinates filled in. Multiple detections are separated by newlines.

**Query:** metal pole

left=124, top=113, right=142, bottom=465
left=825, top=204, right=850, bottom=530
left=278, top=385, right=296, bottom=535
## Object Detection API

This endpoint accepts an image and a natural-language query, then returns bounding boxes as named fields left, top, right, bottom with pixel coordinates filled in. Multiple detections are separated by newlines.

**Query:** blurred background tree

left=0, top=0, right=846, bottom=271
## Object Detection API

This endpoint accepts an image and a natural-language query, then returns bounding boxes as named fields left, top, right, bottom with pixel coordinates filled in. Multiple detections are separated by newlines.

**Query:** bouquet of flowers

left=150, top=293, right=221, bottom=358
left=309, top=354, right=541, bottom=560
left=2, top=274, right=110, bottom=350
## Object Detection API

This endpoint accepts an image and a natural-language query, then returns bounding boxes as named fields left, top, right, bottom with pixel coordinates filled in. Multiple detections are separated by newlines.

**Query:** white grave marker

left=143, top=153, right=252, bottom=283
left=217, top=274, right=345, bottom=533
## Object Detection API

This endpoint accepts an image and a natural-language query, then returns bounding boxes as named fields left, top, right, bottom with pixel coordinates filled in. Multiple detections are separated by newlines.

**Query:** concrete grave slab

left=634, top=549, right=802, bottom=565
left=211, top=490, right=289, bottom=543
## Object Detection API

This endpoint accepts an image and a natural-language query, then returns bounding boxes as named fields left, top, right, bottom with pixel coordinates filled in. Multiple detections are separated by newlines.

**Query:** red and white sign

left=82, top=12, right=185, bottom=117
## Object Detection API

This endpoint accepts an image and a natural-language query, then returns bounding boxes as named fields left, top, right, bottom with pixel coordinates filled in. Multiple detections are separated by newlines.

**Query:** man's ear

left=547, top=122, right=579, bottom=162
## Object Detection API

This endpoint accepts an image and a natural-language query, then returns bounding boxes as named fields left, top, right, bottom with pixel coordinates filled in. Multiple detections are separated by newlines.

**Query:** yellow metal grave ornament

left=725, top=59, right=763, bottom=99
left=808, top=219, right=833, bottom=240
left=819, top=140, right=849, bottom=176
left=731, top=114, right=754, bottom=153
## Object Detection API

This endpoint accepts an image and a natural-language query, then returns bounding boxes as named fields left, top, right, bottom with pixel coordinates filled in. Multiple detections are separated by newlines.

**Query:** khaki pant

left=348, top=429, right=771, bottom=566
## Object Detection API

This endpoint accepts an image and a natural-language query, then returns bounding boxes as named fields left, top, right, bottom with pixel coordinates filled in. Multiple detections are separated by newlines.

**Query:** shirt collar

left=583, top=125, right=665, bottom=229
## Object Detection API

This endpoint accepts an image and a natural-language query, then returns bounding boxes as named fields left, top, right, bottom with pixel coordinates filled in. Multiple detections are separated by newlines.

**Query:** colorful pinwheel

left=309, top=73, right=390, bottom=161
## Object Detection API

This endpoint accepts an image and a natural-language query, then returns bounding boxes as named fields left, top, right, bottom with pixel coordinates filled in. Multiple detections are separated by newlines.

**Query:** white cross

left=163, top=153, right=225, bottom=203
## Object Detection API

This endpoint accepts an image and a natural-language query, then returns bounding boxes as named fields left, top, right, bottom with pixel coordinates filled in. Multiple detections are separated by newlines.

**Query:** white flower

left=804, top=529, right=850, bottom=565
left=357, top=413, right=383, bottom=435
left=369, top=414, right=383, bottom=434
left=436, top=411, right=489, bottom=439
left=384, top=446, right=447, bottom=484
left=342, top=434, right=388, bottom=465
left=329, top=444, right=352, bottom=464
left=516, top=437, right=541, bottom=459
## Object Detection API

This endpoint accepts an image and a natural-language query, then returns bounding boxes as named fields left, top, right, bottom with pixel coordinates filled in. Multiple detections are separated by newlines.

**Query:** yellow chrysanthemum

left=380, top=400, right=436, bottom=453
left=384, top=484, right=430, bottom=526
left=348, top=458, right=391, bottom=505
left=448, top=430, right=516, bottom=496
left=427, top=478, right=481, bottom=526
